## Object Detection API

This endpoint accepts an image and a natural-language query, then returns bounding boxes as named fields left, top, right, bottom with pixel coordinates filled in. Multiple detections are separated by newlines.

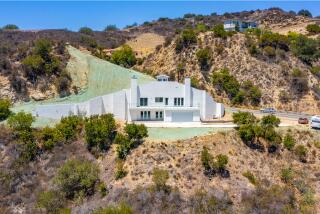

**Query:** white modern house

left=223, top=20, right=257, bottom=32
left=33, top=75, right=224, bottom=122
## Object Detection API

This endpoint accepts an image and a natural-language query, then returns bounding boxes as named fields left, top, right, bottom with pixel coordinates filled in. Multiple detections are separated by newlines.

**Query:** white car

left=260, top=107, right=276, bottom=114
left=310, top=115, right=320, bottom=129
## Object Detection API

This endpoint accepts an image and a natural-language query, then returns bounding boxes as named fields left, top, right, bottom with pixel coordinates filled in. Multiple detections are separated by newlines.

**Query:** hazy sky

left=0, top=1, right=319, bottom=31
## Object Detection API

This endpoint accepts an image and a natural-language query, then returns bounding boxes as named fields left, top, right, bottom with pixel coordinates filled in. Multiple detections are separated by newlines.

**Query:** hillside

left=135, top=30, right=320, bottom=114
left=1, top=123, right=319, bottom=213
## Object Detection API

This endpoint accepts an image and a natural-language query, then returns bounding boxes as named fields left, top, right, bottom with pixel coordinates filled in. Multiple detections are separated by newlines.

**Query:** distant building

left=223, top=20, right=258, bottom=32
left=34, top=75, right=224, bottom=122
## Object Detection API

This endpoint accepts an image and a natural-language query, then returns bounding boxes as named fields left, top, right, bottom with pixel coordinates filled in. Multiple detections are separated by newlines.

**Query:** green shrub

left=97, top=182, right=107, bottom=197
left=0, top=98, right=11, bottom=121
left=7, top=111, right=34, bottom=132
left=290, top=35, right=320, bottom=65
left=115, top=159, right=127, bottom=180
left=263, top=46, right=276, bottom=57
left=55, top=115, right=83, bottom=143
left=54, top=159, right=99, bottom=199
left=280, top=167, right=294, bottom=183
left=124, top=123, right=148, bottom=142
left=201, top=146, right=213, bottom=170
left=196, top=24, right=208, bottom=32
left=2, top=24, right=19, bottom=30
left=104, top=25, right=118, bottom=31
left=283, top=134, right=295, bottom=150
left=242, top=171, right=257, bottom=185
left=37, top=190, right=65, bottom=214
left=115, top=134, right=131, bottom=159
left=260, top=115, right=280, bottom=128
left=111, top=45, right=136, bottom=68
left=298, top=9, right=312, bottom=17
left=175, top=28, right=197, bottom=53
left=190, top=76, right=200, bottom=88
left=196, top=47, right=212, bottom=70
left=232, top=112, right=256, bottom=126
left=294, top=145, right=308, bottom=162
left=55, top=71, right=71, bottom=97
left=306, top=24, right=320, bottom=34
left=79, top=27, right=93, bottom=35
left=152, top=168, right=169, bottom=191
left=212, top=24, right=228, bottom=39
left=259, top=31, right=289, bottom=51
left=238, top=124, right=256, bottom=143
left=216, top=154, right=228, bottom=170
left=37, top=126, right=63, bottom=151
left=211, top=68, right=240, bottom=99
left=93, top=203, right=132, bottom=214
left=20, top=141, right=39, bottom=161
left=85, top=114, right=116, bottom=152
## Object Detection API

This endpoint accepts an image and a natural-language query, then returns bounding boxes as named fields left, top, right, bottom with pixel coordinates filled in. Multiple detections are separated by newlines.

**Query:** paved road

left=226, top=107, right=313, bottom=120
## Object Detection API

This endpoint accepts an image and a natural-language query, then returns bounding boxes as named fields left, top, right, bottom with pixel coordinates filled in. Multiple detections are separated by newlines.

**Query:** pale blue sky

left=0, top=1, right=319, bottom=31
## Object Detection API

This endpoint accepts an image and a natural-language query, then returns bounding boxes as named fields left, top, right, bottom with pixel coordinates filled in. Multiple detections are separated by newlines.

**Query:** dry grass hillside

left=2, top=126, right=319, bottom=213
left=135, top=31, right=320, bottom=114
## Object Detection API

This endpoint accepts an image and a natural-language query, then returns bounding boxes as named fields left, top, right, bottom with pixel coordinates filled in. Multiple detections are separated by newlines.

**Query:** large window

left=140, top=111, right=150, bottom=120
left=165, top=98, right=168, bottom=105
left=174, top=97, right=184, bottom=106
left=156, top=111, right=163, bottom=119
left=155, top=97, right=163, bottom=103
left=139, top=98, right=148, bottom=106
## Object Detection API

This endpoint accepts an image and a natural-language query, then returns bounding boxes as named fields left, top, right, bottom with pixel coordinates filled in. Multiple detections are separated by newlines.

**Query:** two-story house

left=34, top=75, right=224, bottom=122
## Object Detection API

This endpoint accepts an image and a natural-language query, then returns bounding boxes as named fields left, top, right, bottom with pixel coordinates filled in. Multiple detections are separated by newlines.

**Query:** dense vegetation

left=111, top=45, right=137, bottom=68
left=211, top=68, right=262, bottom=105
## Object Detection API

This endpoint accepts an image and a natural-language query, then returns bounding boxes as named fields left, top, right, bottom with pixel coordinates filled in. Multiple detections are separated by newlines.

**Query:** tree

left=212, top=24, right=227, bottom=39
left=34, top=39, right=52, bottom=61
left=37, top=126, right=63, bottom=151
left=196, top=47, right=212, bottom=70
left=7, top=111, right=34, bottom=132
left=175, top=28, right=197, bottom=52
left=216, top=154, right=228, bottom=170
left=260, top=115, right=280, bottom=128
left=152, top=168, right=169, bottom=191
left=211, top=68, right=240, bottom=99
left=111, top=45, right=136, bottom=68
left=85, top=114, right=116, bottom=152
left=124, top=123, right=148, bottom=142
left=55, top=115, right=83, bottom=143
left=79, top=27, right=93, bottom=35
left=0, top=98, right=11, bottom=121
left=104, top=25, right=118, bottom=31
left=201, top=146, right=213, bottom=170
left=232, top=112, right=256, bottom=126
left=283, top=134, right=295, bottom=150
left=306, top=24, right=320, bottom=34
left=93, top=203, right=132, bottom=214
left=37, top=190, right=65, bottom=214
left=54, top=159, right=99, bottom=199
left=2, top=24, right=19, bottom=30
left=298, top=9, right=312, bottom=17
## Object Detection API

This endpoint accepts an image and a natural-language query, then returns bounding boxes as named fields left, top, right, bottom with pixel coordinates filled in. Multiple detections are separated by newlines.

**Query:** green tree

left=196, top=24, right=208, bottom=33
left=2, top=24, right=19, bottom=30
left=104, top=25, right=118, bottom=31
left=260, top=115, right=280, bottom=129
left=201, top=146, right=213, bottom=170
left=34, top=39, right=52, bottom=60
left=211, top=68, right=240, bottom=99
left=216, top=154, right=228, bottom=170
left=7, top=111, right=34, bottom=132
left=37, top=190, right=65, bottom=214
left=111, top=45, right=136, bottom=68
left=55, top=115, right=83, bottom=143
left=196, top=47, right=212, bottom=70
left=283, top=134, right=295, bottom=150
left=212, top=24, right=228, bottom=38
left=54, top=159, right=99, bottom=199
left=93, top=203, right=132, bottom=214
left=152, top=168, right=169, bottom=191
left=79, top=27, right=93, bottom=35
left=85, top=114, right=116, bottom=152
left=37, top=126, right=63, bottom=151
left=0, top=98, right=11, bottom=121
left=124, top=123, right=148, bottom=142
left=306, top=24, right=320, bottom=34
left=298, top=9, right=312, bottom=17
left=232, top=112, right=256, bottom=126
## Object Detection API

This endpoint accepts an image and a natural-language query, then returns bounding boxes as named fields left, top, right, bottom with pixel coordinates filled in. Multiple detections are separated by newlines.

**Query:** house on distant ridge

left=223, top=20, right=258, bottom=32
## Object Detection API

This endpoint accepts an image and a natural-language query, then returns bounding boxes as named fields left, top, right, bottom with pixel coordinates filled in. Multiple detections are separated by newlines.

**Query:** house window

left=174, top=98, right=184, bottom=106
left=140, top=111, right=151, bottom=120
left=165, top=98, right=168, bottom=105
left=156, top=111, right=163, bottom=119
left=155, top=97, right=163, bottom=103
left=140, top=98, right=148, bottom=106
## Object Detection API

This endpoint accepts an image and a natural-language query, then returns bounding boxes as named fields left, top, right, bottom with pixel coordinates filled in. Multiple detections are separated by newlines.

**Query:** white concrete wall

left=33, top=104, right=75, bottom=119
left=184, top=78, right=191, bottom=107
left=112, top=91, right=127, bottom=120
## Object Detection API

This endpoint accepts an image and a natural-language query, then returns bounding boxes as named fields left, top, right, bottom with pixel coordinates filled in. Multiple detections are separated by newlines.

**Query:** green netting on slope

left=12, top=46, right=154, bottom=114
